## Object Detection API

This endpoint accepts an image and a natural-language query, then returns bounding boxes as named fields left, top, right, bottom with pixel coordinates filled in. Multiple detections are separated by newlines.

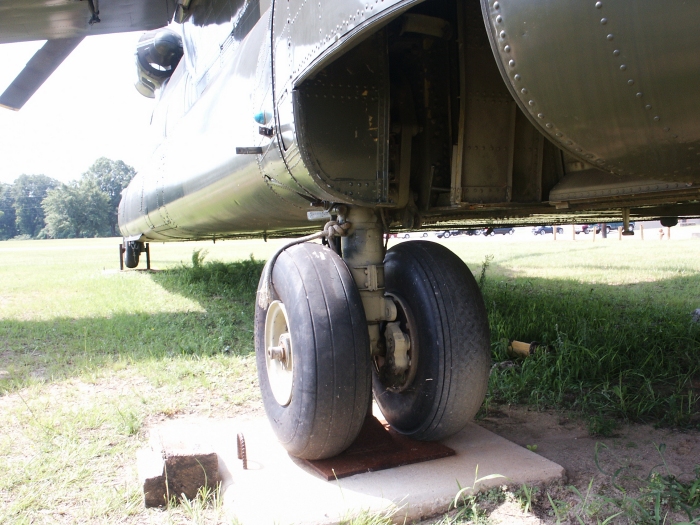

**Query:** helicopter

left=2, top=0, right=699, bottom=460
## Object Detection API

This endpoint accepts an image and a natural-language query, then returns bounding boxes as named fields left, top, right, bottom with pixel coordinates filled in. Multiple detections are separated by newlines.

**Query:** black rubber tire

left=443, top=231, right=451, bottom=238
left=660, top=217, right=677, bottom=228
left=373, top=241, right=491, bottom=441
left=124, top=242, right=140, bottom=268
left=255, top=243, right=371, bottom=460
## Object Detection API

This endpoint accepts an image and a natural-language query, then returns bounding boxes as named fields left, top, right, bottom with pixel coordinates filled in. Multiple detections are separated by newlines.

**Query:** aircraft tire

left=254, top=243, right=371, bottom=460
left=373, top=241, right=491, bottom=441
left=124, top=242, right=140, bottom=268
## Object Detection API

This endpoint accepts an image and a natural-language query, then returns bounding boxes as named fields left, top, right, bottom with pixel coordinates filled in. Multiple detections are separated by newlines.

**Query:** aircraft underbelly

left=117, top=0, right=700, bottom=241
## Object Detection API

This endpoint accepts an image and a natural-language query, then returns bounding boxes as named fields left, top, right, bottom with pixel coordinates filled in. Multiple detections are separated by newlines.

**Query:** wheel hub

left=385, top=322, right=410, bottom=372
left=265, top=301, right=294, bottom=406
left=374, top=293, right=418, bottom=392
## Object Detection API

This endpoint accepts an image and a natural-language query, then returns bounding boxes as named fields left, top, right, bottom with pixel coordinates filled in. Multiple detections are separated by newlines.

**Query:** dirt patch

left=472, top=405, right=700, bottom=524
left=479, top=406, right=700, bottom=486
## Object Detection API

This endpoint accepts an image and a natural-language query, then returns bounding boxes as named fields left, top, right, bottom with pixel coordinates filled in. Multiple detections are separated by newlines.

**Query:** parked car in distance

left=595, top=222, right=635, bottom=234
left=437, top=230, right=461, bottom=238
left=485, top=227, right=515, bottom=236
left=574, top=224, right=592, bottom=234
left=437, top=229, right=481, bottom=238
left=400, top=231, right=430, bottom=239
left=531, top=225, right=564, bottom=235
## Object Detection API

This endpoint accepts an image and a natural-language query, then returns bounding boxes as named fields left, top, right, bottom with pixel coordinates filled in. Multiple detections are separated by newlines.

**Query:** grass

left=0, top=232, right=699, bottom=523
left=0, top=237, right=277, bottom=524
left=445, top=239, right=700, bottom=429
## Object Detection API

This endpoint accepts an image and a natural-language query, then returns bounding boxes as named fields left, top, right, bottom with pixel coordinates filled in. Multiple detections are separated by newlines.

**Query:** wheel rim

left=264, top=300, right=294, bottom=406
left=374, top=293, right=419, bottom=393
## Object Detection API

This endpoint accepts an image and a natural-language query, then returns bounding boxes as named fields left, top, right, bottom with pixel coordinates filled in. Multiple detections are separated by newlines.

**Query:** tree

left=12, top=174, right=59, bottom=237
left=42, top=179, right=110, bottom=238
left=0, top=183, right=17, bottom=240
left=83, top=158, right=136, bottom=236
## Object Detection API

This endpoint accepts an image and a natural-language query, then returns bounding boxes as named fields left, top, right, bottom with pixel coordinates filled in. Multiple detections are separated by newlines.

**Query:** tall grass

left=482, top=271, right=700, bottom=428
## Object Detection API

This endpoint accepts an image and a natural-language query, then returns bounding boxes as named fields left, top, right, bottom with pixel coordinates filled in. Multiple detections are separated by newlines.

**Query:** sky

left=0, top=33, right=157, bottom=185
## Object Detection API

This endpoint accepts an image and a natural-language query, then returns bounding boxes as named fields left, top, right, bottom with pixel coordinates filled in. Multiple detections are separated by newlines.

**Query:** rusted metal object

left=507, top=340, right=547, bottom=358
left=237, top=433, right=247, bottom=470
left=302, top=415, right=455, bottom=481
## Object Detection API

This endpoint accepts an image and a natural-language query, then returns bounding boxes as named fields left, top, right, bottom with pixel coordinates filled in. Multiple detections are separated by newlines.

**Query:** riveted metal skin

left=481, top=0, right=700, bottom=183
left=120, top=4, right=316, bottom=241
left=119, top=0, right=423, bottom=241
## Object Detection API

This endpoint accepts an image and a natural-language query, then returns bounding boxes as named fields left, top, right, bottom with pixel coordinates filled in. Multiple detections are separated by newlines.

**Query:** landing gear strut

left=255, top=207, right=491, bottom=458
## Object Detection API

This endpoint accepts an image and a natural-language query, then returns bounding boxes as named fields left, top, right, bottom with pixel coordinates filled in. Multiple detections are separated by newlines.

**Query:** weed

left=340, top=507, right=397, bottom=525
left=450, top=466, right=506, bottom=522
left=590, top=441, right=700, bottom=524
left=191, top=248, right=208, bottom=268
left=518, top=483, right=537, bottom=514
left=547, top=492, right=571, bottom=524
left=587, top=414, right=618, bottom=437
left=478, top=254, right=494, bottom=289
left=115, top=405, right=141, bottom=436
left=178, top=482, right=223, bottom=524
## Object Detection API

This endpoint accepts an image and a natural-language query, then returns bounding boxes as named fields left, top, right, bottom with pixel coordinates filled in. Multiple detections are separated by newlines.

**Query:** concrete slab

left=146, top=412, right=565, bottom=524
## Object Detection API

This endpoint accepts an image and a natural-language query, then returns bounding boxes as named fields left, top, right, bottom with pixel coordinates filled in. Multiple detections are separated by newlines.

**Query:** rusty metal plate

left=302, top=416, right=455, bottom=481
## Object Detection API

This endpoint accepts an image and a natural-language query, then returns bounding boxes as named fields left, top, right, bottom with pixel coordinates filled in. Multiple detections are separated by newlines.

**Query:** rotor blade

left=0, top=37, right=84, bottom=111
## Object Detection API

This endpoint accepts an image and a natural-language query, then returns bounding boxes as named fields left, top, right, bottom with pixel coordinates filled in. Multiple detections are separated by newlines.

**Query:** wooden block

left=137, top=432, right=220, bottom=507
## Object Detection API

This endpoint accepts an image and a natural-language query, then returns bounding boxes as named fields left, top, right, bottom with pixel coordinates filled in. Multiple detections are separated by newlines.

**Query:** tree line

left=0, top=158, right=135, bottom=240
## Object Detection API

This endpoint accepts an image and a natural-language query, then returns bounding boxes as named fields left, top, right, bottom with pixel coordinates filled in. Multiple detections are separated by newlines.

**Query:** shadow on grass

left=1, top=252, right=698, bottom=429
left=0, top=256, right=265, bottom=393
left=481, top=265, right=700, bottom=428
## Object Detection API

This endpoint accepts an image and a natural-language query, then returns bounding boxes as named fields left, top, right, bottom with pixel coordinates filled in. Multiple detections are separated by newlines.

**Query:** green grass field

left=1, top=233, right=699, bottom=524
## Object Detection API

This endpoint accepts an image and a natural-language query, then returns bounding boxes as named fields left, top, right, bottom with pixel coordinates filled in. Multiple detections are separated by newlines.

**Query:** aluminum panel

left=481, top=0, right=700, bottom=183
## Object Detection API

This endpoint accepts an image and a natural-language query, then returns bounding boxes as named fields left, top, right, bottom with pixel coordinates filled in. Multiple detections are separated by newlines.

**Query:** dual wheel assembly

left=254, top=240, right=491, bottom=460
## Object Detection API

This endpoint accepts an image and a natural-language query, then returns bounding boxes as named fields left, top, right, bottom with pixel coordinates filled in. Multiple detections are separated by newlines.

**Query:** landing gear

left=255, top=208, right=491, bottom=459
left=373, top=241, right=491, bottom=440
left=255, top=243, right=371, bottom=460
left=119, top=241, right=150, bottom=270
